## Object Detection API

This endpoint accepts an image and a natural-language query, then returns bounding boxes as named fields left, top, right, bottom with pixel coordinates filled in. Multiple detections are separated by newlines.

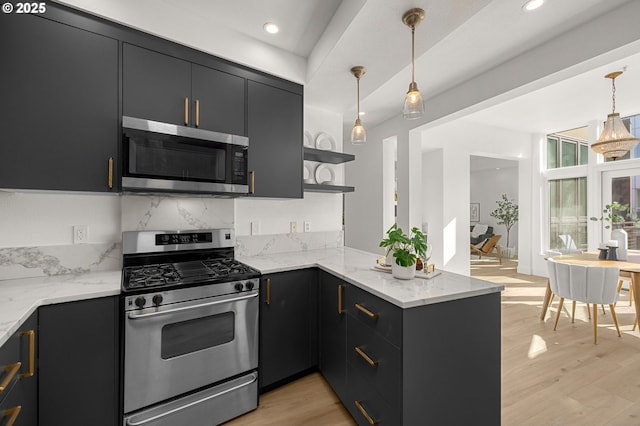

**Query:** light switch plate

left=251, top=221, right=260, bottom=235
left=290, top=221, right=297, bottom=233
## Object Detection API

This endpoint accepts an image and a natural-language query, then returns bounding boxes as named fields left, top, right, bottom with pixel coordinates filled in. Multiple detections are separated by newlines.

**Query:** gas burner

left=202, top=259, right=255, bottom=277
left=124, top=263, right=182, bottom=289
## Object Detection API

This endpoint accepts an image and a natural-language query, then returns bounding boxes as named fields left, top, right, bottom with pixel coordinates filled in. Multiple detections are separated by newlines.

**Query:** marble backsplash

left=0, top=193, right=343, bottom=280
left=236, top=230, right=344, bottom=257
left=0, top=242, right=121, bottom=280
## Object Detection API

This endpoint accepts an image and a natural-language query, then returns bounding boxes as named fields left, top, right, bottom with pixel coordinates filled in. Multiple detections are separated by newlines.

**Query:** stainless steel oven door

left=124, top=290, right=258, bottom=413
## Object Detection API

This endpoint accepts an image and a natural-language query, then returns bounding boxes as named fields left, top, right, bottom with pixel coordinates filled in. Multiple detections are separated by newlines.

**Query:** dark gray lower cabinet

left=259, top=270, right=317, bottom=390
left=318, top=270, right=347, bottom=401
left=0, top=13, right=118, bottom=192
left=343, top=284, right=501, bottom=426
left=0, top=312, right=37, bottom=426
left=39, top=296, right=119, bottom=426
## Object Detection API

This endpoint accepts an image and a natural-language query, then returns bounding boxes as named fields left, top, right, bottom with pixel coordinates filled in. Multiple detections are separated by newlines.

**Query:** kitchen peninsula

left=0, top=247, right=502, bottom=425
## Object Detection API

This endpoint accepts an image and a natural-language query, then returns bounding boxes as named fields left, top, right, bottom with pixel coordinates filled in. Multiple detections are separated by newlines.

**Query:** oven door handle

left=127, top=291, right=258, bottom=320
left=125, top=372, right=258, bottom=426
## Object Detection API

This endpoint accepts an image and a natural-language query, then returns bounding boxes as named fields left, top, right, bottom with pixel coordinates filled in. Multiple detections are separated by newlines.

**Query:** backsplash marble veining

left=0, top=242, right=121, bottom=280
left=236, top=230, right=344, bottom=257
left=121, top=195, right=234, bottom=231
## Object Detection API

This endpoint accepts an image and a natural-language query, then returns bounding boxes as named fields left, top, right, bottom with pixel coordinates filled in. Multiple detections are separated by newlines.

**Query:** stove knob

left=152, top=294, right=163, bottom=306
left=134, top=296, right=146, bottom=308
left=234, top=283, right=244, bottom=292
left=246, top=281, right=255, bottom=290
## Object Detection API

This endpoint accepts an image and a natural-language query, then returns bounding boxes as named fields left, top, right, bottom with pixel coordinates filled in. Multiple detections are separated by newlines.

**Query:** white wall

left=470, top=164, right=519, bottom=250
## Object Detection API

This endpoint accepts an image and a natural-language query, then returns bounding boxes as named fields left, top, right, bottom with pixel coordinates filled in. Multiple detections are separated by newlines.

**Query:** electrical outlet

left=304, top=221, right=311, bottom=232
left=251, top=221, right=260, bottom=235
left=290, top=221, right=297, bottom=234
left=73, top=225, right=88, bottom=244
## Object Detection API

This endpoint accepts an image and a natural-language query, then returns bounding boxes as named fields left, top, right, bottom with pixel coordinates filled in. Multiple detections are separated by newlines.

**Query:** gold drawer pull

left=184, top=97, right=189, bottom=125
left=265, top=278, right=271, bottom=305
left=19, top=330, right=35, bottom=379
left=338, top=284, right=345, bottom=314
left=195, top=99, right=200, bottom=127
left=108, top=157, right=113, bottom=189
left=0, top=362, right=21, bottom=394
left=2, top=406, right=21, bottom=426
left=355, top=303, right=378, bottom=319
left=250, top=170, right=255, bottom=194
left=355, top=346, right=378, bottom=367
left=355, top=400, right=377, bottom=425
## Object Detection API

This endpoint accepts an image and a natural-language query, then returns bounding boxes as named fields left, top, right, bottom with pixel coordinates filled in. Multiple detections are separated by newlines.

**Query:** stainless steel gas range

left=120, top=229, right=260, bottom=426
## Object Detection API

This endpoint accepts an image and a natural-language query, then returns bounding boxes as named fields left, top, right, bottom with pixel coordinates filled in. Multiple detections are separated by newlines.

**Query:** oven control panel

left=124, top=278, right=260, bottom=311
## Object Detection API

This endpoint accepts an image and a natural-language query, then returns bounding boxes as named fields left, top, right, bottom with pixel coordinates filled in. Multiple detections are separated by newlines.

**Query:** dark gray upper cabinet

left=39, top=296, right=119, bottom=426
left=123, top=44, right=246, bottom=136
left=259, top=270, right=317, bottom=391
left=0, top=14, right=118, bottom=192
left=248, top=80, right=303, bottom=198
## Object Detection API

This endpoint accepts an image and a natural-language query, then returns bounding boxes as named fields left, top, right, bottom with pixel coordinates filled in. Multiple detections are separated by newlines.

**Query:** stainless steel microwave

left=122, top=116, right=250, bottom=196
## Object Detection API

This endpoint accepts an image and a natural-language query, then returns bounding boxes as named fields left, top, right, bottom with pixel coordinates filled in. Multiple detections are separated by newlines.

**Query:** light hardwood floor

left=227, top=256, right=640, bottom=425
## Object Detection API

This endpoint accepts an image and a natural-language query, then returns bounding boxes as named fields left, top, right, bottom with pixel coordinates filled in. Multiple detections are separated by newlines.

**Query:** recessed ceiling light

left=263, top=22, right=279, bottom=34
left=522, top=0, right=544, bottom=12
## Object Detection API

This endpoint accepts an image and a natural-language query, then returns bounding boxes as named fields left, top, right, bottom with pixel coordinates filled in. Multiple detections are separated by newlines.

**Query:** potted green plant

left=490, top=194, right=519, bottom=259
left=379, top=224, right=427, bottom=279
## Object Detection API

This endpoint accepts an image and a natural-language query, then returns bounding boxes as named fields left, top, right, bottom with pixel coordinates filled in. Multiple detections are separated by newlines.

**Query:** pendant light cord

left=611, top=77, right=616, bottom=114
left=411, top=26, right=416, bottom=84
left=357, top=76, right=360, bottom=116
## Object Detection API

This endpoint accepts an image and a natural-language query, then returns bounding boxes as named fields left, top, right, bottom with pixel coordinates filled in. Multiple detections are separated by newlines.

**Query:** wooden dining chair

left=547, top=257, right=621, bottom=344
left=470, top=234, right=502, bottom=264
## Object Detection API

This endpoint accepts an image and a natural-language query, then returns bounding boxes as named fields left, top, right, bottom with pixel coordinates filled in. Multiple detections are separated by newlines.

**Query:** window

left=547, top=134, right=588, bottom=169
left=549, top=177, right=587, bottom=251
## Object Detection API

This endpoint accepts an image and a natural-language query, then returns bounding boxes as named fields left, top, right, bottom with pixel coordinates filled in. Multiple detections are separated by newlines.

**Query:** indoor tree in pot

left=490, top=194, right=519, bottom=259
left=379, top=224, right=428, bottom=279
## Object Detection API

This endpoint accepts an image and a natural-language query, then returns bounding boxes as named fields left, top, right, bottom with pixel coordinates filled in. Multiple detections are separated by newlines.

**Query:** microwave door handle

left=127, top=291, right=258, bottom=320
left=125, top=373, right=257, bottom=426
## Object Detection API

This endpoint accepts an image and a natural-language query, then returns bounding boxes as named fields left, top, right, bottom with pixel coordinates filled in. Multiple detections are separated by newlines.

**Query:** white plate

left=314, top=132, right=336, bottom=151
left=303, top=162, right=315, bottom=183
left=304, top=131, right=314, bottom=147
left=315, top=164, right=335, bottom=185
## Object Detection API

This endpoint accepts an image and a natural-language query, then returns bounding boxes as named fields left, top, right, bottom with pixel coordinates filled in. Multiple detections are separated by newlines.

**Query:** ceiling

left=55, top=0, right=640, bottom=136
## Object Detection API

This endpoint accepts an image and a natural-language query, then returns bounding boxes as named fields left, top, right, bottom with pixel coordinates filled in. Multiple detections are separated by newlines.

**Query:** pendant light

left=402, top=8, right=425, bottom=120
left=350, top=66, right=366, bottom=144
left=591, top=71, right=639, bottom=159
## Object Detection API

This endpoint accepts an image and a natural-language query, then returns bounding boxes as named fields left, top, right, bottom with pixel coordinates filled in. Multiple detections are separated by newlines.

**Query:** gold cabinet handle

left=265, top=278, right=271, bottom=305
left=355, top=400, right=377, bottom=425
left=355, top=303, right=378, bottom=319
left=184, top=97, right=189, bottom=125
left=338, top=284, right=345, bottom=315
left=250, top=171, right=255, bottom=194
left=108, top=157, right=113, bottom=189
left=355, top=346, right=378, bottom=367
left=195, top=99, right=200, bottom=127
left=0, top=362, right=21, bottom=393
left=2, top=406, right=21, bottom=426
left=19, top=330, right=35, bottom=379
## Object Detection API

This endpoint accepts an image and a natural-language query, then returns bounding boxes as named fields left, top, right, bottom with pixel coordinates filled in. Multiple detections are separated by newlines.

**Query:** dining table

left=540, top=252, right=640, bottom=325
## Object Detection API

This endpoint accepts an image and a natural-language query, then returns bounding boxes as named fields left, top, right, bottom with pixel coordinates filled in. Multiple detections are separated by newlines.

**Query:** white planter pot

left=392, top=262, right=415, bottom=280
left=501, top=247, right=516, bottom=259
left=611, top=228, right=628, bottom=260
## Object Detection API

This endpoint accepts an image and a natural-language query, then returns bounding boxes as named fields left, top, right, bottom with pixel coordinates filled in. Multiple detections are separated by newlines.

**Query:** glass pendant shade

left=351, top=118, right=366, bottom=144
left=402, top=8, right=425, bottom=120
left=350, top=66, right=366, bottom=145
left=403, top=81, right=424, bottom=119
left=591, top=113, right=639, bottom=159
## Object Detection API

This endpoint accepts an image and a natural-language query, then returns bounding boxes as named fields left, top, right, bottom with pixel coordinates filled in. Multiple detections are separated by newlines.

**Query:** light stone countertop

left=0, top=246, right=504, bottom=348
left=0, top=270, right=121, bottom=347
left=239, top=246, right=504, bottom=309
